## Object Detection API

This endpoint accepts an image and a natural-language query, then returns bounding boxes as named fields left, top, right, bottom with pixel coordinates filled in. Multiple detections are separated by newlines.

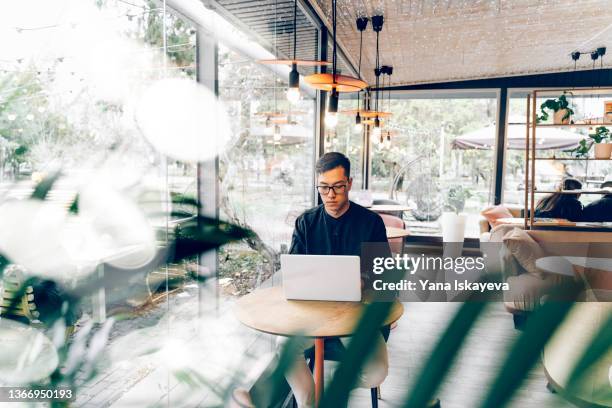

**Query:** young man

left=282, top=152, right=391, bottom=408
left=582, top=180, right=612, bottom=222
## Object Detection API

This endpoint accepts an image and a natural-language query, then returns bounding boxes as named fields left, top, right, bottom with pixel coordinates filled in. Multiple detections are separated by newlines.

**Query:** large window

left=217, top=44, right=316, bottom=296
left=369, top=93, right=498, bottom=238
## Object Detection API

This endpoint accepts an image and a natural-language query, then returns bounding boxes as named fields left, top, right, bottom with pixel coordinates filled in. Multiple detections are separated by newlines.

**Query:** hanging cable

left=375, top=29, right=380, bottom=113
left=292, top=0, right=297, bottom=62
left=357, top=23, right=363, bottom=113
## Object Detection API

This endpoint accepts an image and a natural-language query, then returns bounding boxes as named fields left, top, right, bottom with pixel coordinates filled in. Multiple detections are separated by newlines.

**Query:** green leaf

left=321, top=302, right=394, bottom=407
left=250, top=335, right=305, bottom=407
left=171, top=192, right=200, bottom=209
left=68, top=196, right=79, bottom=214
left=478, top=301, right=575, bottom=408
left=31, top=171, right=61, bottom=200
left=169, top=216, right=252, bottom=263
left=566, top=312, right=612, bottom=393
left=401, top=301, right=488, bottom=408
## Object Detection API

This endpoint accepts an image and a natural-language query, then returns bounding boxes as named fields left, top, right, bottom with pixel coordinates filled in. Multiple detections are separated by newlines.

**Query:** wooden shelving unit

left=534, top=157, right=612, bottom=161
left=534, top=123, right=612, bottom=127
left=524, top=88, right=612, bottom=230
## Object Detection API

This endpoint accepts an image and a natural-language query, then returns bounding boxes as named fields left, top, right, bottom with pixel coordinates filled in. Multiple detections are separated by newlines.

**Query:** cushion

left=502, top=228, right=546, bottom=278
left=481, top=205, right=514, bottom=228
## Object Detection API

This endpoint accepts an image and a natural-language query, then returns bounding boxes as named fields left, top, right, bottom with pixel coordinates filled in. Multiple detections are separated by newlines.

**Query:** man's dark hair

left=315, top=152, right=350, bottom=178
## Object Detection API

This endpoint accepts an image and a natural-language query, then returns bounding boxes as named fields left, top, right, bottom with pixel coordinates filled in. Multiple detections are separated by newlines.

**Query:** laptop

left=280, top=254, right=361, bottom=301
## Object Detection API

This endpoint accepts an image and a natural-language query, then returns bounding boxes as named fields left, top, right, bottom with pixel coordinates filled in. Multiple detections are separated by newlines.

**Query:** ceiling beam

left=371, top=68, right=612, bottom=92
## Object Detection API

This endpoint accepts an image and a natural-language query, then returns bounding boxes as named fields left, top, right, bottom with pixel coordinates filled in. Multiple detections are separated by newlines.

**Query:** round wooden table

left=368, top=204, right=412, bottom=213
left=234, top=287, right=404, bottom=406
left=386, top=227, right=411, bottom=239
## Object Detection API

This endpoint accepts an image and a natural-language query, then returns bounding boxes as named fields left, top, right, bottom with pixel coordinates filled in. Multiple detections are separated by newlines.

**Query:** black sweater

left=582, top=196, right=612, bottom=222
left=289, top=201, right=391, bottom=286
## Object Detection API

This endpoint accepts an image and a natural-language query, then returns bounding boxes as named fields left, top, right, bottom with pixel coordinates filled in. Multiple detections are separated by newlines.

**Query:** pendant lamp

left=258, top=0, right=329, bottom=104
left=353, top=17, right=368, bottom=133
left=371, top=15, right=384, bottom=140
left=305, top=0, right=367, bottom=129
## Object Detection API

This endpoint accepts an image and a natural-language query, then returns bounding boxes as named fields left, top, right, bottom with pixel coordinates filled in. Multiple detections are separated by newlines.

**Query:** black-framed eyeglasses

left=316, top=184, right=347, bottom=195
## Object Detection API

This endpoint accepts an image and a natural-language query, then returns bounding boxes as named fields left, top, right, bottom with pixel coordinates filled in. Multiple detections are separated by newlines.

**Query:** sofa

left=479, top=205, right=524, bottom=243
left=500, top=229, right=611, bottom=315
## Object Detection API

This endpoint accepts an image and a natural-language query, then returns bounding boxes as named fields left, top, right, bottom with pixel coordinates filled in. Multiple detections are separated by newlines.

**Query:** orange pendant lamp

left=304, top=0, right=367, bottom=129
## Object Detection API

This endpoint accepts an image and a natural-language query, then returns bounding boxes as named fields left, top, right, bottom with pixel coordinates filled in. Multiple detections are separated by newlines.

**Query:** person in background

left=534, top=177, right=583, bottom=221
left=581, top=180, right=612, bottom=222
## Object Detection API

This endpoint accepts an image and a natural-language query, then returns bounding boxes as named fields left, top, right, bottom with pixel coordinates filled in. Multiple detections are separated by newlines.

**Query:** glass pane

left=217, top=44, right=316, bottom=297
left=0, top=0, right=200, bottom=403
left=324, top=97, right=364, bottom=188
left=370, top=95, right=497, bottom=238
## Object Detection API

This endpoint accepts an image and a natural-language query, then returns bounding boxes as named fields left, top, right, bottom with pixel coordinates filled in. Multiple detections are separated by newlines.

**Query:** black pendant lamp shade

left=258, top=0, right=330, bottom=104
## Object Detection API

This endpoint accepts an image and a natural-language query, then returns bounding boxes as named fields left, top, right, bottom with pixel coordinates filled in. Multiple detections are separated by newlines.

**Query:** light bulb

left=354, top=113, right=362, bottom=133
left=325, top=112, right=338, bottom=128
left=287, top=64, right=300, bottom=105
left=326, top=88, right=339, bottom=128
left=286, top=87, right=300, bottom=104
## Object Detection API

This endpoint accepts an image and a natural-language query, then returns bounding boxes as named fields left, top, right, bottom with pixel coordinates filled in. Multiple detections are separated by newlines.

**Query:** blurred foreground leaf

left=321, top=302, right=394, bottom=407
left=170, top=215, right=252, bottom=263
left=566, top=312, right=612, bottom=394
left=31, top=171, right=61, bottom=200
left=401, top=302, right=488, bottom=408
left=478, top=301, right=575, bottom=408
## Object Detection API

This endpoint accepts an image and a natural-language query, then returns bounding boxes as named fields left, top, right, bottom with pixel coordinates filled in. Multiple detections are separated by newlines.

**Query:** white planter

left=594, top=143, right=612, bottom=159
left=440, top=212, right=467, bottom=243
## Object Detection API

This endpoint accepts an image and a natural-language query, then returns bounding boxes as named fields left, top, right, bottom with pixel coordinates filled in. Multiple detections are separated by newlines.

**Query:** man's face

left=317, top=166, right=352, bottom=213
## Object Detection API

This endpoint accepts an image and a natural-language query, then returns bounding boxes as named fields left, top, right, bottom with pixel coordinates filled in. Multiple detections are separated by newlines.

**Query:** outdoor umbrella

left=452, top=123, right=583, bottom=150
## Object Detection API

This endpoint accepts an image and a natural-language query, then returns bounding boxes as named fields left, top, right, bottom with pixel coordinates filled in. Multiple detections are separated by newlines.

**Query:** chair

left=0, top=265, right=40, bottom=324
left=299, top=326, right=391, bottom=408
left=1, top=264, right=77, bottom=338
left=379, top=213, right=408, bottom=255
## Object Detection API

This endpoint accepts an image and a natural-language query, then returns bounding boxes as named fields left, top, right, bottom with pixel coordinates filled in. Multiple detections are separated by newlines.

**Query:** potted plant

left=537, top=93, right=574, bottom=124
left=571, top=126, right=612, bottom=158
left=590, top=126, right=611, bottom=159
left=440, top=185, right=472, bottom=243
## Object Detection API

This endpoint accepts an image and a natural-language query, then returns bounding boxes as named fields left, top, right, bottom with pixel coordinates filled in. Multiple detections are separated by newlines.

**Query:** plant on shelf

left=590, top=126, right=612, bottom=158
left=537, top=93, right=575, bottom=124
left=570, top=126, right=611, bottom=158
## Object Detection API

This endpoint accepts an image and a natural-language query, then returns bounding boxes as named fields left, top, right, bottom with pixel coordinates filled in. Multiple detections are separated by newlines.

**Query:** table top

left=386, top=227, right=411, bottom=239
left=495, top=217, right=525, bottom=225
left=536, top=256, right=612, bottom=277
left=234, top=287, right=404, bottom=338
left=368, top=204, right=412, bottom=212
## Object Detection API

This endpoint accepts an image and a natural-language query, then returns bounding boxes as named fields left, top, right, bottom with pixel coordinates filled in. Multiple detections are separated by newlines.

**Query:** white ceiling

left=313, top=0, right=612, bottom=86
